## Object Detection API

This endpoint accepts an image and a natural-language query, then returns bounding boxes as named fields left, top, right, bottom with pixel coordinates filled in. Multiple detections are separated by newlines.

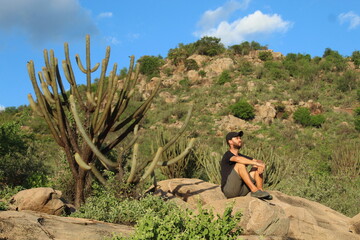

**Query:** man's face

left=230, top=136, right=242, bottom=149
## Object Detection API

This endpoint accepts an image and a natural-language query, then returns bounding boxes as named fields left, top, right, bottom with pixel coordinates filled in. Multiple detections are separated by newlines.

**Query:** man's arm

left=230, top=156, right=265, bottom=168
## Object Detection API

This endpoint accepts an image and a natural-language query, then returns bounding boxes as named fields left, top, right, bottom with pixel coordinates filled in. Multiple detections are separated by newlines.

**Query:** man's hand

left=253, top=159, right=265, bottom=174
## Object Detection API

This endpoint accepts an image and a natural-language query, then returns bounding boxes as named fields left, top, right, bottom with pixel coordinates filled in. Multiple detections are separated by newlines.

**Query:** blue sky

left=1, top=0, right=360, bottom=109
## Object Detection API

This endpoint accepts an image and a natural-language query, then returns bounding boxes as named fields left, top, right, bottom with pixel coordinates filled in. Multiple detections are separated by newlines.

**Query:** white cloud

left=0, top=0, right=98, bottom=45
left=98, top=12, right=113, bottom=18
left=195, top=10, right=292, bottom=46
left=338, top=11, right=360, bottom=29
left=198, top=0, right=251, bottom=30
left=104, top=36, right=121, bottom=45
left=0, top=105, right=5, bottom=112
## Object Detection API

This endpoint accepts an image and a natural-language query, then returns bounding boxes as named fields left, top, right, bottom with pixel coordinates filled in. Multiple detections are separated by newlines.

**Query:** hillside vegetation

left=1, top=37, right=360, bottom=220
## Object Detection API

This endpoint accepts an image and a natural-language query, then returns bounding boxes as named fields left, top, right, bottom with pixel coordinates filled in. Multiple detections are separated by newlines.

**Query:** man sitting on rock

left=221, top=131, right=271, bottom=199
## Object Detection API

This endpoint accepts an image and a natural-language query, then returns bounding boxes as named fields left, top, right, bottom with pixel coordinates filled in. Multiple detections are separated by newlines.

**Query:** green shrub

left=138, top=55, right=165, bottom=77
left=229, top=100, right=255, bottom=120
left=336, top=70, right=358, bottom=92
left=355, top=107, right=360, bottom=132
left=217, top=70, right=232, bottom=85
left=293, top=107, right=325, bottom=127
left=193, top=36, right=225, bottom=56
left=239, top=61, right=253, bottom=75
left=351, top=50, right=360, bottom=68
left=114, top=205, right=242, bottom=240
left=0, top=122, right=49, bottom=188
left=258, top=51, right=273, bottom=61
left=0, top=186, right=23, bottom=210
left=357, top=88, right=360, bottom=101
left=179, top=77, right=190, bottom=87
left=72, top=181, right=178, bottom=225
left=184, top=59, right=199, bottom=71
left=198, top=70, right=206, bottom=78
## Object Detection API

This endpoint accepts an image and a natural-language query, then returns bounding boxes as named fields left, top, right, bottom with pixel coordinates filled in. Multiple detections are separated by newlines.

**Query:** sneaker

left=250, top=190, right=270, bottom=199
left=263, top=194, right=273, bottom=200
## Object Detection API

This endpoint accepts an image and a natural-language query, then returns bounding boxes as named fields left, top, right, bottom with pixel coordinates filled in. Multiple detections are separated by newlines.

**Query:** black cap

left=225, top=131, right=244, bottom=141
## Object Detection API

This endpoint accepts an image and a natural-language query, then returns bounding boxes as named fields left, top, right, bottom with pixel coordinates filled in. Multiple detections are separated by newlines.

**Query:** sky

left=1, top=0, right=360, bottom=109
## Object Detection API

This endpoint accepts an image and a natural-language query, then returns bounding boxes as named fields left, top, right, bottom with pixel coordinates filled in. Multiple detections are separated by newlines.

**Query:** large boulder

left=204, top=57, right=234, bottom=75
left=154, top=178, right=360, bottom=240
left=9, top=187, right=74, bottom=216
left=0, top=210, right=134, bottom=240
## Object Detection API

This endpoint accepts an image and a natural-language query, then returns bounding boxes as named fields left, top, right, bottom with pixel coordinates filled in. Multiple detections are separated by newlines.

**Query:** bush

left=138, top=55, right=165, bottom=77
left=184, top=59, right=199, bottom=71
left=217, top=70, right=232, bottom=85
left=336, top=71, right=358, bottom=92
left=229, top=100, right=255, bottom=120
left=114, top=205, right=242, bottom=240
left=193, top=36, right=225, bottom=56
left=0, top=122, right=49, bottom=188
left=258, top=51, right=273, bottom=61
left=355, top=107, right=360, bottom=132
left=351, top=50, right=360, bottom=68
left=198, top=70, right=206, bottom=78
left=293, top=107, right=325, bottom=127
left=357, top=88, right=360, bottom=101
left=239, top=61, right=254, bottom=75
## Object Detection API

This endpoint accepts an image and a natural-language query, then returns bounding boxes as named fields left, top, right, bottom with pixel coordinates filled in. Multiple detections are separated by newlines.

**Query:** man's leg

left=233, top=163, right=258, bottom=192
left=249, top=167, right=264, bottom=190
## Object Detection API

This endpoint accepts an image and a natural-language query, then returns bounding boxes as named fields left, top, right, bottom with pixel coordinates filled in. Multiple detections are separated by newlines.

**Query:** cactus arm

left=69, top=95, right=118, bottom=168
left=27, top=94, right=43, bottom=116
left=157, top=138, right=195, bottom=166
left=162, top=104, right=193, bottom=153
left=89, top=163, right=107, bottom=185
left=27, top=61, right=63, bottom=147
left=140, top=147, right=163, bottom=182
left=126, top=142, right=139, bottom=184
left=74, top=153, right=91, bottom=170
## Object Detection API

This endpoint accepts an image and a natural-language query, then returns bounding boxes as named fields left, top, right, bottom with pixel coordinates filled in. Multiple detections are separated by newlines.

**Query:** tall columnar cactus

left=27, top=35, right=194, bottom=207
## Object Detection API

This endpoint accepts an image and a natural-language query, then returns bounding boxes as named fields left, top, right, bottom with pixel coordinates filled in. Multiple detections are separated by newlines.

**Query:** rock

left=205, top=57, right=234, bottom=74
left=154, top=178, right=360, bottom=240
left=247, top=81, right=256, bottom=91
left=9, top=187, right=74, bottom=216
left=254, top=102, right=277, bottom=124
left=187, top=54, right=209, bottom=67
left=0, top=210, right=134, bottom=240
left=216, top=115, right=261, bottom=132
left=153, top=178, right=225, bottom=207
left=350, top=213, right=360, bottom=234
left=159, top=91, right=178, bottom=103
left=187, top=70, right=200, bottom=83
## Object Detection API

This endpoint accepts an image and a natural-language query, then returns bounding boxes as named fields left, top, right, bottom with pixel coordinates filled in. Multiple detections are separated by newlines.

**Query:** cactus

left=27, top=35, right=194, bottom=207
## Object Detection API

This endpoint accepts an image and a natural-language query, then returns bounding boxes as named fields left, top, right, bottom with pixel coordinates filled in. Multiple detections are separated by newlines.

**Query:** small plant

left=357, top=88, right=360, bottom=101
left=229, top=99, right=255, bottom=120
left=239, top=61, right=254, bottom=76
left=198, top=69, right=206, bottom=78
left=258, top=51, right=273, bottom=61
left=355, top=107, right=360, bottom=132
left=293, top=107, right=325, bottom=127
left=179, top=77, right=190, bottom=87
left=217, top=70, right=232, bottom=85
left=113, top=204, right=242, bottom=240
left=184, top=59, right=199, bottom=71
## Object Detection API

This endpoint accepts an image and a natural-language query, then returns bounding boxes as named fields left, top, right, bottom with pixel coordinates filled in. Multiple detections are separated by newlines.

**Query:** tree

left=27, top=35, right=194, bottom=207
left=193, top=36, right=225, bottom=56
left=351, top=50, right=360, bottom=68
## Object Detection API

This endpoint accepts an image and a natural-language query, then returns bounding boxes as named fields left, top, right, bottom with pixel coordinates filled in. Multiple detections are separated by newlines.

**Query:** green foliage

left=179, top=77, right=190, bottom=87
left=0, top=186, right=24, bottom=210
left=217, top=70, right=232, bottom=85
left=72, top=180, right=178, bottom=225
left=351, top=50, right=360, bottom=68
left=0, top=122, right=49, bottom=188
left=115, top=204, right=242, bottom=240
left=320, top=48, right=347, bottom=72
left=264, top=61, right=289, bottom=80
left=239, top=61, right=254, bottom=75
left=355, top=107, right=360, bottom=132
left=357, top=88, right=360, bottom=101
left=336, top=70, right=358, bottom=92
left=193, top=36, right=225, bottom=56
left=198, top=70, right=206, bottom=78
left=229, top=100, right=255, bottom=120
left=258, top=51, right=273, bottom=61
left=138, top=55, right=165, bottom=77
left=293, top=108, right=325, bottom=127
left=184, top=59, right=199, bottom=71
left=229, top=41, right=267, bottom=55
left=167, top=43, right=195, bottom=66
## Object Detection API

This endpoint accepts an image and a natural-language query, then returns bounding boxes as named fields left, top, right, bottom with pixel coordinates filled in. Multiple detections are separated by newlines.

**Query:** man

left=220, top=131, right=271, bottom=199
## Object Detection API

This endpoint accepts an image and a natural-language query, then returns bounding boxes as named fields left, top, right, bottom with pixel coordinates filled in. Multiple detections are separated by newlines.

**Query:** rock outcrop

left=9, top=187, right=74, bottom=216
left=0, top=210, right=134, bottom=240
left=154, top=178, right=360, bottom=240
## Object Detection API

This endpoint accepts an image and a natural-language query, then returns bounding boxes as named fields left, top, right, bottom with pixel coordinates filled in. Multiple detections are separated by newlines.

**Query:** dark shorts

left=222, top=168, right=256, bottom=198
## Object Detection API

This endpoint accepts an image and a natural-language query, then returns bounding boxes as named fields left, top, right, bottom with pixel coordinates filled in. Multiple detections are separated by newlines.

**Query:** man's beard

left=234, top=143, right=242, bottom=149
